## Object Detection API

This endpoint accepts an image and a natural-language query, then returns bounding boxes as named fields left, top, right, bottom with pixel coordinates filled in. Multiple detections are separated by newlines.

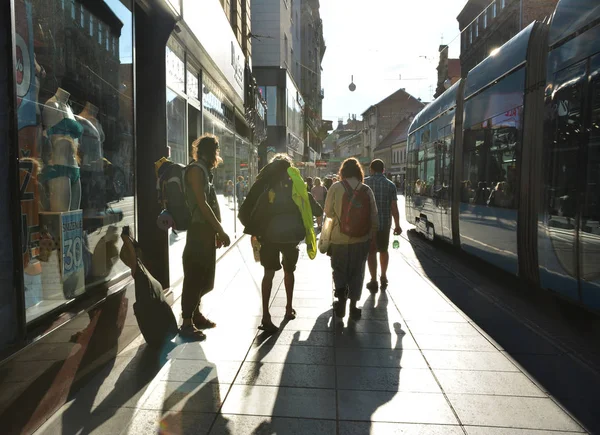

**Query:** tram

left=406, top=0, right=600, bottom=310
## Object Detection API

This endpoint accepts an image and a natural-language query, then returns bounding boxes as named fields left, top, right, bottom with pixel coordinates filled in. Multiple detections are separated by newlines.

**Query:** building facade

left=0, top=1, right=265, bottom=432
left=435, top=45, right=461, bottom=98
left=373, top=117, right=411, bottom=185
left=362, top=88, right=424, bottom=161
left=458, top=0, right=558, bottom=76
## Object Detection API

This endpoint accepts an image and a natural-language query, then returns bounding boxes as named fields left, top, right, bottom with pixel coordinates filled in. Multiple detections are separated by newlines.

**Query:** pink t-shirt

left=311, top=185, right=327, bottom=202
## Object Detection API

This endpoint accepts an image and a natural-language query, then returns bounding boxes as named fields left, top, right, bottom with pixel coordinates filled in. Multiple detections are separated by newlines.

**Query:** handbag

left=318, top=217, right=333, bottom=254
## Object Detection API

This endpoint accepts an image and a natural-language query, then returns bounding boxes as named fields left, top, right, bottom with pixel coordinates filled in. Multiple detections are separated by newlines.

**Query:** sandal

left=285, top=308, right=297, bottom=320
left=380, top=277, right=388, bottom=290
left=258, top=322, right=279, bottom=334
left=193, top=313, right=217, bottom=329
left=179, top=324, right=206, bottom=341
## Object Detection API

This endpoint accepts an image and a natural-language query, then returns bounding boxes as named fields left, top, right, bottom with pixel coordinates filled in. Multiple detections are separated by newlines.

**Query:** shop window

left=187, top=65, right=200, bottom=101
left=166, top=38, right=185, bottom=94
left=14, top=0, right=134, bottom=322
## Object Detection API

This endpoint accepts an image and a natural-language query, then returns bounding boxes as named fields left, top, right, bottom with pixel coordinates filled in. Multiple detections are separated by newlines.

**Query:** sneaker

left=366, top=280, right=378, bottom=294
left=179, top=324, right=206, bottom=341
left=193, top=313, right=217, bottom=329
left=349, top=306, right=362, bottom=320
left=334, top=298, right=347, bottom=318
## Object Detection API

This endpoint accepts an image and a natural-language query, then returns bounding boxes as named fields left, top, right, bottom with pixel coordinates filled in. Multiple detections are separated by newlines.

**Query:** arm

left=308, top=192, right=323, bottom=217
left=391, top=184, right=402, bottom=234
left=368, top=187, right=379, bottom=237
left=324, top=184, right=335, bottom=218
left=187, top=167, right=229, bottom=242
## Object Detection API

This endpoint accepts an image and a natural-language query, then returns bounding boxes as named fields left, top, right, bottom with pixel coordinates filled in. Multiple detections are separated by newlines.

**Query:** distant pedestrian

left=305, top=176, right=313, bottom=192
left=323, top=177, right=333, bottom=191
left=239, top=154, right=322, bottom=333
left=311, top=177, right=327, bottom=230
left=226, top=180, right=234, bottom=207
left=325, top=158, right=378, bottom=320
left=180, top=134, right=231, bottom=340
left=364, top=159, right=402, bottom=293
left=236, top=175, right=245, bottom=206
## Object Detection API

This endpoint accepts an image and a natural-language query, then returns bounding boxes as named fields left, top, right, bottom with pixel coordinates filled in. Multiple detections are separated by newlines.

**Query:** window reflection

left=16, top=0, right=134, bottom=321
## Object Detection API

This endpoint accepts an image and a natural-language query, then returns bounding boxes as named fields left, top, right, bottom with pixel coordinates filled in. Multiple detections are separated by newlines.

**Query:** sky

left=320, top=0, right=469, bottom=123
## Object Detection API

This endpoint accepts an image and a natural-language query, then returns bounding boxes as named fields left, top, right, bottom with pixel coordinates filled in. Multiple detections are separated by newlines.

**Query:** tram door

left=580, top=54, right=600, bottom=309
left=439, top=124, right=453, bottom=240
left=540, top=60, right=587, bottom=302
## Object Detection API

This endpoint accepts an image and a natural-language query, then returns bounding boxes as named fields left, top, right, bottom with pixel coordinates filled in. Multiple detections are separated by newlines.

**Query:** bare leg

left=284, top=271, right=295, bottom=316
left=367, top=251, right=377, bottom=282
left=261, top=269, right=276, bottom=325
left=380, top=252, right=390, bottom=281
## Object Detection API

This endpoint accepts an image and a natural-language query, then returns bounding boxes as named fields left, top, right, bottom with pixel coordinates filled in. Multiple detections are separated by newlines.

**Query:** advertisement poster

left=61, top=210, right=84, bottom=280
left=16, top=0, right=40, bottom=268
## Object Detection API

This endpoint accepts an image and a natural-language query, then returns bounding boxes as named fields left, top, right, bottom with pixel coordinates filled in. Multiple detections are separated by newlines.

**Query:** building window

left=493, top=2, right=497, bottom=17
left=284, top=34, right=288, bottom=66
left=98, top=22, right=103, bottom=45
left=501, top=0, right=506, bottom=9
left=475, top=18, right=479, bottom=38
left=89, top=15, right=94, bottom=36
left=483, top=11, right=488, bottom=29
left=14, top=0, right=135, bottom=323
left=469, top=26, right=473, bottom=44
left=80, top=7, right=85, bottom=27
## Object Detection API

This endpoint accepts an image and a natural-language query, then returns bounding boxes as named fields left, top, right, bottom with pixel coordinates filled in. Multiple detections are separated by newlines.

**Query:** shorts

left=260, top=242, right=299, bottom=272
left=370, top=229, right=391, bottom=253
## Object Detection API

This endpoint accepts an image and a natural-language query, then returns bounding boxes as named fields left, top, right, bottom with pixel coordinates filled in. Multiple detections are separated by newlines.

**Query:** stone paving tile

left=170, top=341, right=253, bottom=363
left=447, top=394, right=585, bottom=432
left=399, top=310, right=468, bottom=322
left=404, top=321, right=483, bottom=336
left=269, top=306, right=332, bottom=319
left=138, top=380, right=229, bottom=412
left=271, top=316, right=334, bottom=332
left=422, top=350, right=519, bottom=371
left=211, top=415, right=336, bottom=435
left=433, top=369, right=546, bottom=397
left=36, top=405, right=138, bottom=435
left=337, top=366, right=441, bottom=393
left=337, top=391, right=458, bottom=424
left=413, top=334, right=498, bottom=352
left=259, top=329, right=334, bottom=347
left=335, top=331, right=419, bottom=350
left=126, top=409, right=215, bottom=435
left=465, top=427, right=585, bottom=435
left=158, top=360, right=241, bottom=384
left=271, top=297, right=332, bottom=308
left=335, top=348, right=428, bottom=369
left=339, top=422, right=464, bottom=435
left=246, top=344, right=335, bottom=365
left=221, top=385, right=336, bottom=420
left=236, top=362, right=335, bottom=389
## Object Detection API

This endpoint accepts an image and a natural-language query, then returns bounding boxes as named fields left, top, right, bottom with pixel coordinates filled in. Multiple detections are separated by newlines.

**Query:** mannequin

left=41, top=88, right=82, bottom=212
left=76, top=102, right=105, bottom=169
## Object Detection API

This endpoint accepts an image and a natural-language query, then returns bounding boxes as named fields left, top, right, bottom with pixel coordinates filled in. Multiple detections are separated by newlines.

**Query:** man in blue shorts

left=364, top=159, right=402, bottom=293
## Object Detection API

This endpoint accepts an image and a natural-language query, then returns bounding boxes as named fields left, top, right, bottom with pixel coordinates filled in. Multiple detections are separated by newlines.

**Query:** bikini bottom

left=41, top=164, right=81, bottom=185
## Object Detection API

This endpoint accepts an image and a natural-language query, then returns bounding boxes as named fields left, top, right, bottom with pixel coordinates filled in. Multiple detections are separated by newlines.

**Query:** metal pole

left=233, top=107, right=237, bottom=236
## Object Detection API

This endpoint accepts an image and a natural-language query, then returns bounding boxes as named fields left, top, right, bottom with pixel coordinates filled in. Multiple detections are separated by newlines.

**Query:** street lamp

left=349, top=75, right=356, bottom=92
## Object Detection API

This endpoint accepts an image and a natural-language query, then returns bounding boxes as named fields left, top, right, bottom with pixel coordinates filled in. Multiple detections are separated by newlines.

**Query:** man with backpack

left=364, top=159, right=402, bottom=294
left=324, top=158, right=378, bottom=320
left=180, top=134, right=231, bottom=340
left=239, top=154, right=321, bottom=333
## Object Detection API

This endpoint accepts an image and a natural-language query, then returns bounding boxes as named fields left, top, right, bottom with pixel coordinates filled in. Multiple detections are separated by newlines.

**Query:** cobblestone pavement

left=35, top=209, right=594, bottom=434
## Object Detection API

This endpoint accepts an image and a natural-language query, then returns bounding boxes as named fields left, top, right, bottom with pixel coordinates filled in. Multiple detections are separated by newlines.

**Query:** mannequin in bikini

left=76, top=102, right=106, bottom=211
left=41, top=87, right=83, bottom=212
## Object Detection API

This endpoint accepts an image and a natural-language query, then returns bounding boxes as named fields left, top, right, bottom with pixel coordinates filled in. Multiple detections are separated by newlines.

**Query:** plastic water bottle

left=392, top=236, right=400, bottom=250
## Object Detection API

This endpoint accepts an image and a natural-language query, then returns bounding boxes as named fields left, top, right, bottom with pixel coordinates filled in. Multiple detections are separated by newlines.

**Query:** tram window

left=546, top=61, right=586, bottom=222
left=461, top=107, right=521, bottom=208
left=583, top=61, right=600, bottom=235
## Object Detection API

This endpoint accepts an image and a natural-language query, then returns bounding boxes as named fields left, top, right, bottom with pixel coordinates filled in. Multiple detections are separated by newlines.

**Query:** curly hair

left=339, top=157, right=365, bottom=182
left=191, top=134, right=221, bottom=169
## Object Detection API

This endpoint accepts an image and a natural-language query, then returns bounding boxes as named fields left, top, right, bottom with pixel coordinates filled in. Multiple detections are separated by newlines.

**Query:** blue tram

left=406, top=0, right=600, bottom=310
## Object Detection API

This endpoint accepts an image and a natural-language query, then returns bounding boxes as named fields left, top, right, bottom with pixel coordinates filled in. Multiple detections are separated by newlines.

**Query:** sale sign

left=61, top=211, right=84, bottom=280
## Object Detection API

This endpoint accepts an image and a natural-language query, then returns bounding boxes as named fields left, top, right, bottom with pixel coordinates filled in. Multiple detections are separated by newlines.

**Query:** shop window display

left=15, top=0, right=134, bottom=322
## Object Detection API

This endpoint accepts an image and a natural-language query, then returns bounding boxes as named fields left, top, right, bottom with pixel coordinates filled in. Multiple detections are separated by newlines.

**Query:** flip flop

left=285, top=308, right=297, bottom=320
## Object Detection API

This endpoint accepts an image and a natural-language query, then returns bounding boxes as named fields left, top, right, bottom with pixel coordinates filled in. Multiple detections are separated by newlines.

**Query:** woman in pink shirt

left=311, top=177, right=327, bottom=230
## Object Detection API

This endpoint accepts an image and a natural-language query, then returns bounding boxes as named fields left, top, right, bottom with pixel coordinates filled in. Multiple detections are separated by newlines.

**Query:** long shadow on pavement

left=406, top=230, right=600, bottom=433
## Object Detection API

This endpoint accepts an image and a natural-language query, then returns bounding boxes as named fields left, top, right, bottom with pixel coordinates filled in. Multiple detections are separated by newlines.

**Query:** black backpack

left=120, top=228, right=178, bottom=347
left=156, top=158, right=191, bottom=231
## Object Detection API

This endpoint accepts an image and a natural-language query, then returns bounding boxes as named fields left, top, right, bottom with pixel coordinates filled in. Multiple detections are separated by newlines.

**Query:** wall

left=251, top=0, right=282, bottom=67
left=522, top=0, right=558, bottom=25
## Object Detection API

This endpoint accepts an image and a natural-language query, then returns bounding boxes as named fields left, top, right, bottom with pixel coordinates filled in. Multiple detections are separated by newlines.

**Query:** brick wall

left=523, top=0, right=558, bottom=25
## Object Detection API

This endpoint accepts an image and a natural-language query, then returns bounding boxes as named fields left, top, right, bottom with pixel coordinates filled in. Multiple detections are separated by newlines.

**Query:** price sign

left=61, top=210, right=84, bottom=279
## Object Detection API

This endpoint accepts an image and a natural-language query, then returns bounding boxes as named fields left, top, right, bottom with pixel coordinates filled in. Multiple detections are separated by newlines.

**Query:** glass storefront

left=15, top=0, right=134, bottom=322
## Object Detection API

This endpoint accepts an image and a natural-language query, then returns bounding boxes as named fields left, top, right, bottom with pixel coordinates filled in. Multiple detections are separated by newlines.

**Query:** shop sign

left=240, top=162, right=248, bottom=168
left=316, top=160, right=328, bottom=167
left=183, top=0, right=245, bottom=101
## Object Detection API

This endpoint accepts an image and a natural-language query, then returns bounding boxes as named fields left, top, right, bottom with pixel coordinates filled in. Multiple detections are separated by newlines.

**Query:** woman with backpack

left=180, top=134, right=231, bottom=340
left=324, top=158, right=378, bottom=320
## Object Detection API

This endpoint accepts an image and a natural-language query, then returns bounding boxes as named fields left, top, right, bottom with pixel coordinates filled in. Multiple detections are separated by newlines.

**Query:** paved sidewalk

left=35, top=232, right=588, bottom=434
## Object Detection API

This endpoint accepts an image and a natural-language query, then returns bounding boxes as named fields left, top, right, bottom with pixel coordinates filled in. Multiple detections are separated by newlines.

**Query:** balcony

left=320, top=88, right=324, bottom=99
